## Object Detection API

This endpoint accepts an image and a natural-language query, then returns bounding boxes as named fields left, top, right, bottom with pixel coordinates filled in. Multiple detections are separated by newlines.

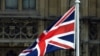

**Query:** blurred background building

left=0, top=0, right=100, bottom=56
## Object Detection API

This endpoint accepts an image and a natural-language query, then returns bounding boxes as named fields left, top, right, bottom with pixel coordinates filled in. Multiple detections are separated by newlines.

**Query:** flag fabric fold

left=19, top=6, right=75, bottom=56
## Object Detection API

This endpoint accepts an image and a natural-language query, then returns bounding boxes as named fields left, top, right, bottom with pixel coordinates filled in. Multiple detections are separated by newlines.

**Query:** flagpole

left=75, top=0, right=80, bottom=56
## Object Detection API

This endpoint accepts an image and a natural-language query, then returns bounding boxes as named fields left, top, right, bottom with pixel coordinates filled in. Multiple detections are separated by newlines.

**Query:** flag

left=19, top=6, right=75, bottom=56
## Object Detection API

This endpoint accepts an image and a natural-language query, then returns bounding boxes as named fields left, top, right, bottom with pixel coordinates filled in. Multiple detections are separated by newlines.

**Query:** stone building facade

left=0, top=0, right=100, bottom=56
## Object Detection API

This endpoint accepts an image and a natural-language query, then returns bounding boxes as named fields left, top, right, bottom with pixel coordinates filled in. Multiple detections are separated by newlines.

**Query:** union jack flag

left=19, top=6, right=75, bottom=56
